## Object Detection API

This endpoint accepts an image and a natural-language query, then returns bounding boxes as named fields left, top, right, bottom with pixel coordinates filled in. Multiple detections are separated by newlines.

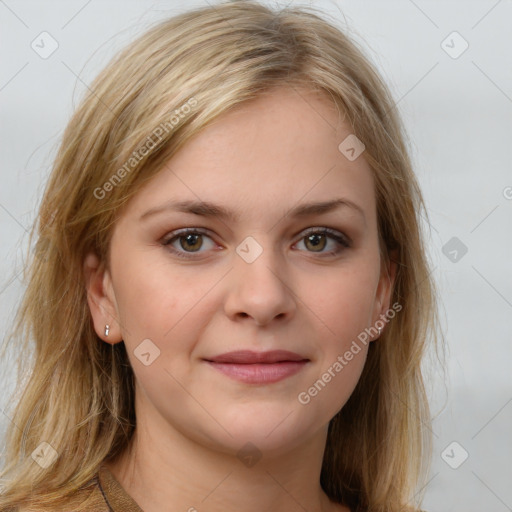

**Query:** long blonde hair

left=0, top=1, right=443, bottom=510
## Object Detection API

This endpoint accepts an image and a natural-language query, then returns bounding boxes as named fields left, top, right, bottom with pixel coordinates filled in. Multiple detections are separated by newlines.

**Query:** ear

left=371, top=248, right=398, bottom=339
left=83, top=251, right=123, bottom=344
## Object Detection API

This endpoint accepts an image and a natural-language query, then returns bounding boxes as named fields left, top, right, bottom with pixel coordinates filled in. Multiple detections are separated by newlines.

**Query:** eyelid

left=299, top=226, right=351, bottom=247
left=161, top=227, right=216, bottom=253
left=161, top=226, right=351, bottom=258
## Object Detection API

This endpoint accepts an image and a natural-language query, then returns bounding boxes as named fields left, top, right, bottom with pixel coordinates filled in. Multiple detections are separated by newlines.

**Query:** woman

left=0, top=1, right=442, bottom=511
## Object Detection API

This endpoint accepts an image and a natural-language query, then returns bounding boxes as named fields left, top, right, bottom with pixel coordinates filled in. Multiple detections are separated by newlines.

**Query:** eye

left=294, top=227, right=351, bottom=256
left=162, top=228, right=216, bottom=258
left=162, top=226, right=351, bottom=259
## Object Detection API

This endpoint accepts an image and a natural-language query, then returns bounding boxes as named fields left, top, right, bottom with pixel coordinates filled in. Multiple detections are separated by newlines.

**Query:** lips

left=206, top=350, right=309, bottom=364
left=204, top=350, right=310, bottom=384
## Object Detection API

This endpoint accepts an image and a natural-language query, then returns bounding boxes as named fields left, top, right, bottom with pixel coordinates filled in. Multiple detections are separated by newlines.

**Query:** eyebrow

left=139, top=198, right=366, bottom=225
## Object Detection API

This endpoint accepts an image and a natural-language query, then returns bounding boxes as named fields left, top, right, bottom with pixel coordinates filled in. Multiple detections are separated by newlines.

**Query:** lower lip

left=206, top=361, right=308, bottom=384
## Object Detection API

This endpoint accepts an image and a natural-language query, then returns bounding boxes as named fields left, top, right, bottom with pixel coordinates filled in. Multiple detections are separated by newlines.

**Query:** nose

left=223, top=240, right=297, bottom=326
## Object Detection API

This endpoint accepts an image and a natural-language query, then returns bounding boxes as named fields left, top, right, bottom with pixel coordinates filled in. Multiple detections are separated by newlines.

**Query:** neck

left=105, top=394, right=349, bottom=512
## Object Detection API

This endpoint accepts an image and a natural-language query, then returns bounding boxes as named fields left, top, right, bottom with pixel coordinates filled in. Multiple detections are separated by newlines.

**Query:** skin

left=84, top=86, right=396, bottom=512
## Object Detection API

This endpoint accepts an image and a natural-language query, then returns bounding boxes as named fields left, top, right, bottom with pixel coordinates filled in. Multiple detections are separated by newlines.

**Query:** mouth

left=203, top=350, right=310, bottom=384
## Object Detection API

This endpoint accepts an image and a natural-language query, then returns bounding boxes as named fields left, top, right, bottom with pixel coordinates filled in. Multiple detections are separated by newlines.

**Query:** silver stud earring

left=104, top=324, right=110, bottom=337
left=377, top=326, right=382, bottom=337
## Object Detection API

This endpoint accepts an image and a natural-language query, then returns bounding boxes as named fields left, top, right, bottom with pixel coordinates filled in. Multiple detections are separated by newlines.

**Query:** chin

left=205, top=406, right=318, bottom=457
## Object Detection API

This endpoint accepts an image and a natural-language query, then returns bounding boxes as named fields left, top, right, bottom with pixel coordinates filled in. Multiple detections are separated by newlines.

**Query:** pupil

left=307, top=234, right=325, bottom=251
left=309, top=234, right=320, bottom=246
left=183, top=234, right=201, bottom=251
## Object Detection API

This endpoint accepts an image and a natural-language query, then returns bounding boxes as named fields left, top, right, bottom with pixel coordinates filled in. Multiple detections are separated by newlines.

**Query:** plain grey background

left=1, top=1, right=511, bottom=510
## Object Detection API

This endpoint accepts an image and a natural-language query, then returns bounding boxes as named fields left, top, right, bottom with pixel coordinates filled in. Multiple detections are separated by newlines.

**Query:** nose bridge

left=235, top=233, right=285, bottom=282
left=225, top=233, right=296, bottom=324
left=235, top=234, right=283, bottom=293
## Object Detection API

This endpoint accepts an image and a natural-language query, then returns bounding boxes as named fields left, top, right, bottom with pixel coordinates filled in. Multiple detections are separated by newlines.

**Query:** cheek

left=112, top=265, right=207, bottom=401
left=301, top=259, right=380, bottom=343
left=112, top=248, right=197, bottom=335
left=297, top=278, right=373, bottom=419
left=296, top=320, right=369, bottom=425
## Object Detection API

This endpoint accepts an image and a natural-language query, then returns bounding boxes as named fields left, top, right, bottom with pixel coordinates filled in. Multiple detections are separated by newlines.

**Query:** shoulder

left=15, top=474, right=110, bottom=512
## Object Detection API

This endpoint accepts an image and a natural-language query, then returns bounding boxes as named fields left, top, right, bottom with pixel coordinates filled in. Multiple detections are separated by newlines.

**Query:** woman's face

left=85, top=86, right=395, bottom=457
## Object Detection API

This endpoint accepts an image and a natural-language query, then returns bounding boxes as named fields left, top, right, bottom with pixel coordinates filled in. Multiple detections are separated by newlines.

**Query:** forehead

left=123, top=86, right=376, bottom=227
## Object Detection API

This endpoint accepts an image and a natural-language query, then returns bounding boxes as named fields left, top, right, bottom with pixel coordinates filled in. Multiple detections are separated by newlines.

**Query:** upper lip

left=205, top=350, right=309, bottom=364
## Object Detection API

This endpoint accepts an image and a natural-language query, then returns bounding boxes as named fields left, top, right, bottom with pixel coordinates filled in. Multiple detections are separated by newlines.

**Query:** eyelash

left=161, top=227, right=351, bottom=259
